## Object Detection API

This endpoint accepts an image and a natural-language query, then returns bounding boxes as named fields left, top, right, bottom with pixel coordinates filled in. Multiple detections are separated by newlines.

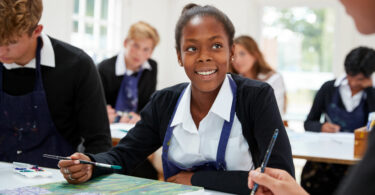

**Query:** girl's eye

left=213, top=43, right=222, bottom=49
left=186, top=47, right=197, bottom=52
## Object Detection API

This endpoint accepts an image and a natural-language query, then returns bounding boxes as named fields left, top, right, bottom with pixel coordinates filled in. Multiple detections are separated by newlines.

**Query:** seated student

left=248, top=0, right=375, bottom=194
left=0, top=0, right=112, bottom=168
left=302, top=46, right=375, bottom=194
left=98, top=21, right=159, bottom=180
left=230, top=35, right=286, bottom=116
left=98, top=21, right=159, bottom=124
left=57, top=4, right=294, bottom=195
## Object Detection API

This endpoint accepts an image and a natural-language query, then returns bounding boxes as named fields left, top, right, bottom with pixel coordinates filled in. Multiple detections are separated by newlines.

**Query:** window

left=261, top=6, right=336, bottom=121
left=71, top=0, right=122, bottom=63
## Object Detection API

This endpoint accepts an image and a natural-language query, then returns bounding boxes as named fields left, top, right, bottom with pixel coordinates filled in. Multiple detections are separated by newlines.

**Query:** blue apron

left=162, top=76, right=237, bottom=180
left=115, top=68, right=144, bottom=113
left=0, top=37, right=74, bottom=168
left=326, top=87, right=366, bottom=132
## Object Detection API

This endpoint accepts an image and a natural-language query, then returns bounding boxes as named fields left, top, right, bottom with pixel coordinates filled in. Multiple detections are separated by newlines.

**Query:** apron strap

left=216, top=76, right=237, bottom=170
left=34, top=37, right=44, bottom=91
left=0, top=63, right=3, bottom=91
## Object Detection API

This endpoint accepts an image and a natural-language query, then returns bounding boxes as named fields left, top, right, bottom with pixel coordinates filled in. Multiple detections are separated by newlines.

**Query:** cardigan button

left=17, top=150, right=22, bottom=154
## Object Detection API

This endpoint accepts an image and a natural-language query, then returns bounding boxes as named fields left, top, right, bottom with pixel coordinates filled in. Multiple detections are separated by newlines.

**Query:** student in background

left=0, top=0, right=112, bottom=168
left=97, top=21, right=159, bottom=180
left=98, top=21, right=159, bottom=124
left=57, top=4, right=294, bottom=195
left=248, top=0, right=375, bottom=194
left=230, top=35, right=286, bottom=116
left=302, top=46, right=375, bottom=194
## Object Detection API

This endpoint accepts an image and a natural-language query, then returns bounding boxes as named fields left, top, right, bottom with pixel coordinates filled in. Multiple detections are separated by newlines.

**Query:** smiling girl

left=58, top=4, right=294, bottom=194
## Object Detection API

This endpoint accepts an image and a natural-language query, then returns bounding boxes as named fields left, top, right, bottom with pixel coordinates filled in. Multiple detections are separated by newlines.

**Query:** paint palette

left=12, top=162, right=52, bottom=178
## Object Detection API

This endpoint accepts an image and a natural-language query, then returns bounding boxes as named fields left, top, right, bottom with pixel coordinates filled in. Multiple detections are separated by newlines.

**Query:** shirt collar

left=334, top=75, right=348, bottom=87
left=170, top=75, right=233, bottom=131
left=3, top=32, right=55, bottom=70
left=115, top=49, right=152, bottom=76
left=210, top=75, right=233, bottom=122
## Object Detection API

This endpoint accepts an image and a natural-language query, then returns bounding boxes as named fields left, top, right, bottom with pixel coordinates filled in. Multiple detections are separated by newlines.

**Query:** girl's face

left=177, top=16, right=232, bottom=94
left=232, top=43, right=256, bottom=75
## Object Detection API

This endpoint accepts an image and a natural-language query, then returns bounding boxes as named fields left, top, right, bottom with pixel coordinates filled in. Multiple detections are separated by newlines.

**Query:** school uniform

left=97, top=51, right=157, bottom=113
left=86, top=74, right=294, bottom=195
left=0, top=34, right=112, bottom=168
left=97, top=52, right=158, bottom=179
left=302, top=76, right=375, bottom=195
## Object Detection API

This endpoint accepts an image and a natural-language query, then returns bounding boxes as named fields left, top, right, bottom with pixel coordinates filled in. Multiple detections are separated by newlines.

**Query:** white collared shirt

left=334, top=74, right=375, bottom=112
left=168, top=75, right=253, bottom=171
left=115, top=49, right=152, bottom=76
left=3, top=33, right=55, bottom=70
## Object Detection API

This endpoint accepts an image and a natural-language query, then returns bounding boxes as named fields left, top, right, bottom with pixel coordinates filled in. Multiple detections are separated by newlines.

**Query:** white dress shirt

left=115, top=49, right=151, bottom=76
left=258, top=72, right=286, bottom=116
left=4, top=33, right=55, bottom=70
left=334, top=74, right=375, bottom=112
left=168, top=75, right=253, bottom=171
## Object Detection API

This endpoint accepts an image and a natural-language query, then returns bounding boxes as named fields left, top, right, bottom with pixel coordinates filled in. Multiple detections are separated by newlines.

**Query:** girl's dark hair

left=175, top=3, right=235, bottom=51
left=345, top=46, right=375, bottom=78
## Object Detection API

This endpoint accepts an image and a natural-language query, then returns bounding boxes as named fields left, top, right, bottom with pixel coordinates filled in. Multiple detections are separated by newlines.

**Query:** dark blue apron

left=162, top=75, right=237, bottom=180
left=115, top=67, right=144, bottom=113
left=0, top=37, right=74, bottom=168
left=326, top=87, right=366, bottom=132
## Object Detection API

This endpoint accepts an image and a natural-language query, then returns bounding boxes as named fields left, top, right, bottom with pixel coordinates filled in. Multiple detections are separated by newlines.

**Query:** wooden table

left=287, top=130, right=361, bottom=165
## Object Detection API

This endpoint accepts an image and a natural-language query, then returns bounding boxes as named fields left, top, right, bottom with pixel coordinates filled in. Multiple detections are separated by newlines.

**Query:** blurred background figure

left=302, top=46, right=375, bottom=194
left=97, top=21, right=160, bottom=180
left=230, top=35, right=287, bottom=117
left=98, top=21, right=159, bottom=125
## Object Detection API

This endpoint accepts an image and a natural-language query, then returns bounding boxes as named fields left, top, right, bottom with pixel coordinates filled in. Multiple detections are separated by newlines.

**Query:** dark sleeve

left=191, top=84, right=294, bottom=195
left=335, top=130, right=375, bottom=195
left=97, top=61, right=111, bottom=105
left=251, top=84, right=294, bottom=176
left=88, top=92, right=162, bottom=178
left=74, top=53, right=112, bottom=153
left=304, top=83, right=327, bottom=132
left=191, top=171, right=250, bottom=194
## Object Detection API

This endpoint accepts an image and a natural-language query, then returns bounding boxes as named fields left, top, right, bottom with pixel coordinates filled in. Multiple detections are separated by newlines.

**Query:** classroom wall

left=41, top=0, right=375, bottom=90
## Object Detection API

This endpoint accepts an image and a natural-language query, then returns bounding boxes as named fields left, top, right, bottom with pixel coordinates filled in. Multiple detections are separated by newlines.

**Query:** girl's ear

left=230, top=44, right=235, bottom=61
left=176, top=50, right=183, bottom=67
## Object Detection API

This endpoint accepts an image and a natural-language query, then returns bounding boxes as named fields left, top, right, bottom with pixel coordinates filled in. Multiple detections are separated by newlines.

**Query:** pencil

left=43, top=154, right=122, bottom=170
left=250, top=129, right=279, bottom=195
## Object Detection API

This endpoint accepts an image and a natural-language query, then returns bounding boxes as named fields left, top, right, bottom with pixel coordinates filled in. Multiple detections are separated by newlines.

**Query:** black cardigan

left=97, top=56, right=157, bottom=113
left=88, top=74, right=294, bottom=195
left=304, top=79, right=375, bottom=132
left=1, top=36, right=112, bottom=154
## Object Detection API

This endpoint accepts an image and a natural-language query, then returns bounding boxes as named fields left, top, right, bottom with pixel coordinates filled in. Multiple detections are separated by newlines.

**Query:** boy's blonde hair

left=127, top=21, right=160, bottom=48
left=0, top=0, right=43, bottom=45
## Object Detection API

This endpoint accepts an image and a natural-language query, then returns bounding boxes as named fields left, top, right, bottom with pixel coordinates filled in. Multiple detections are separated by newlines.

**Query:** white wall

left=40, top=0, right=375, bottom=90
left=40, top=0, right=73, bottom=41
